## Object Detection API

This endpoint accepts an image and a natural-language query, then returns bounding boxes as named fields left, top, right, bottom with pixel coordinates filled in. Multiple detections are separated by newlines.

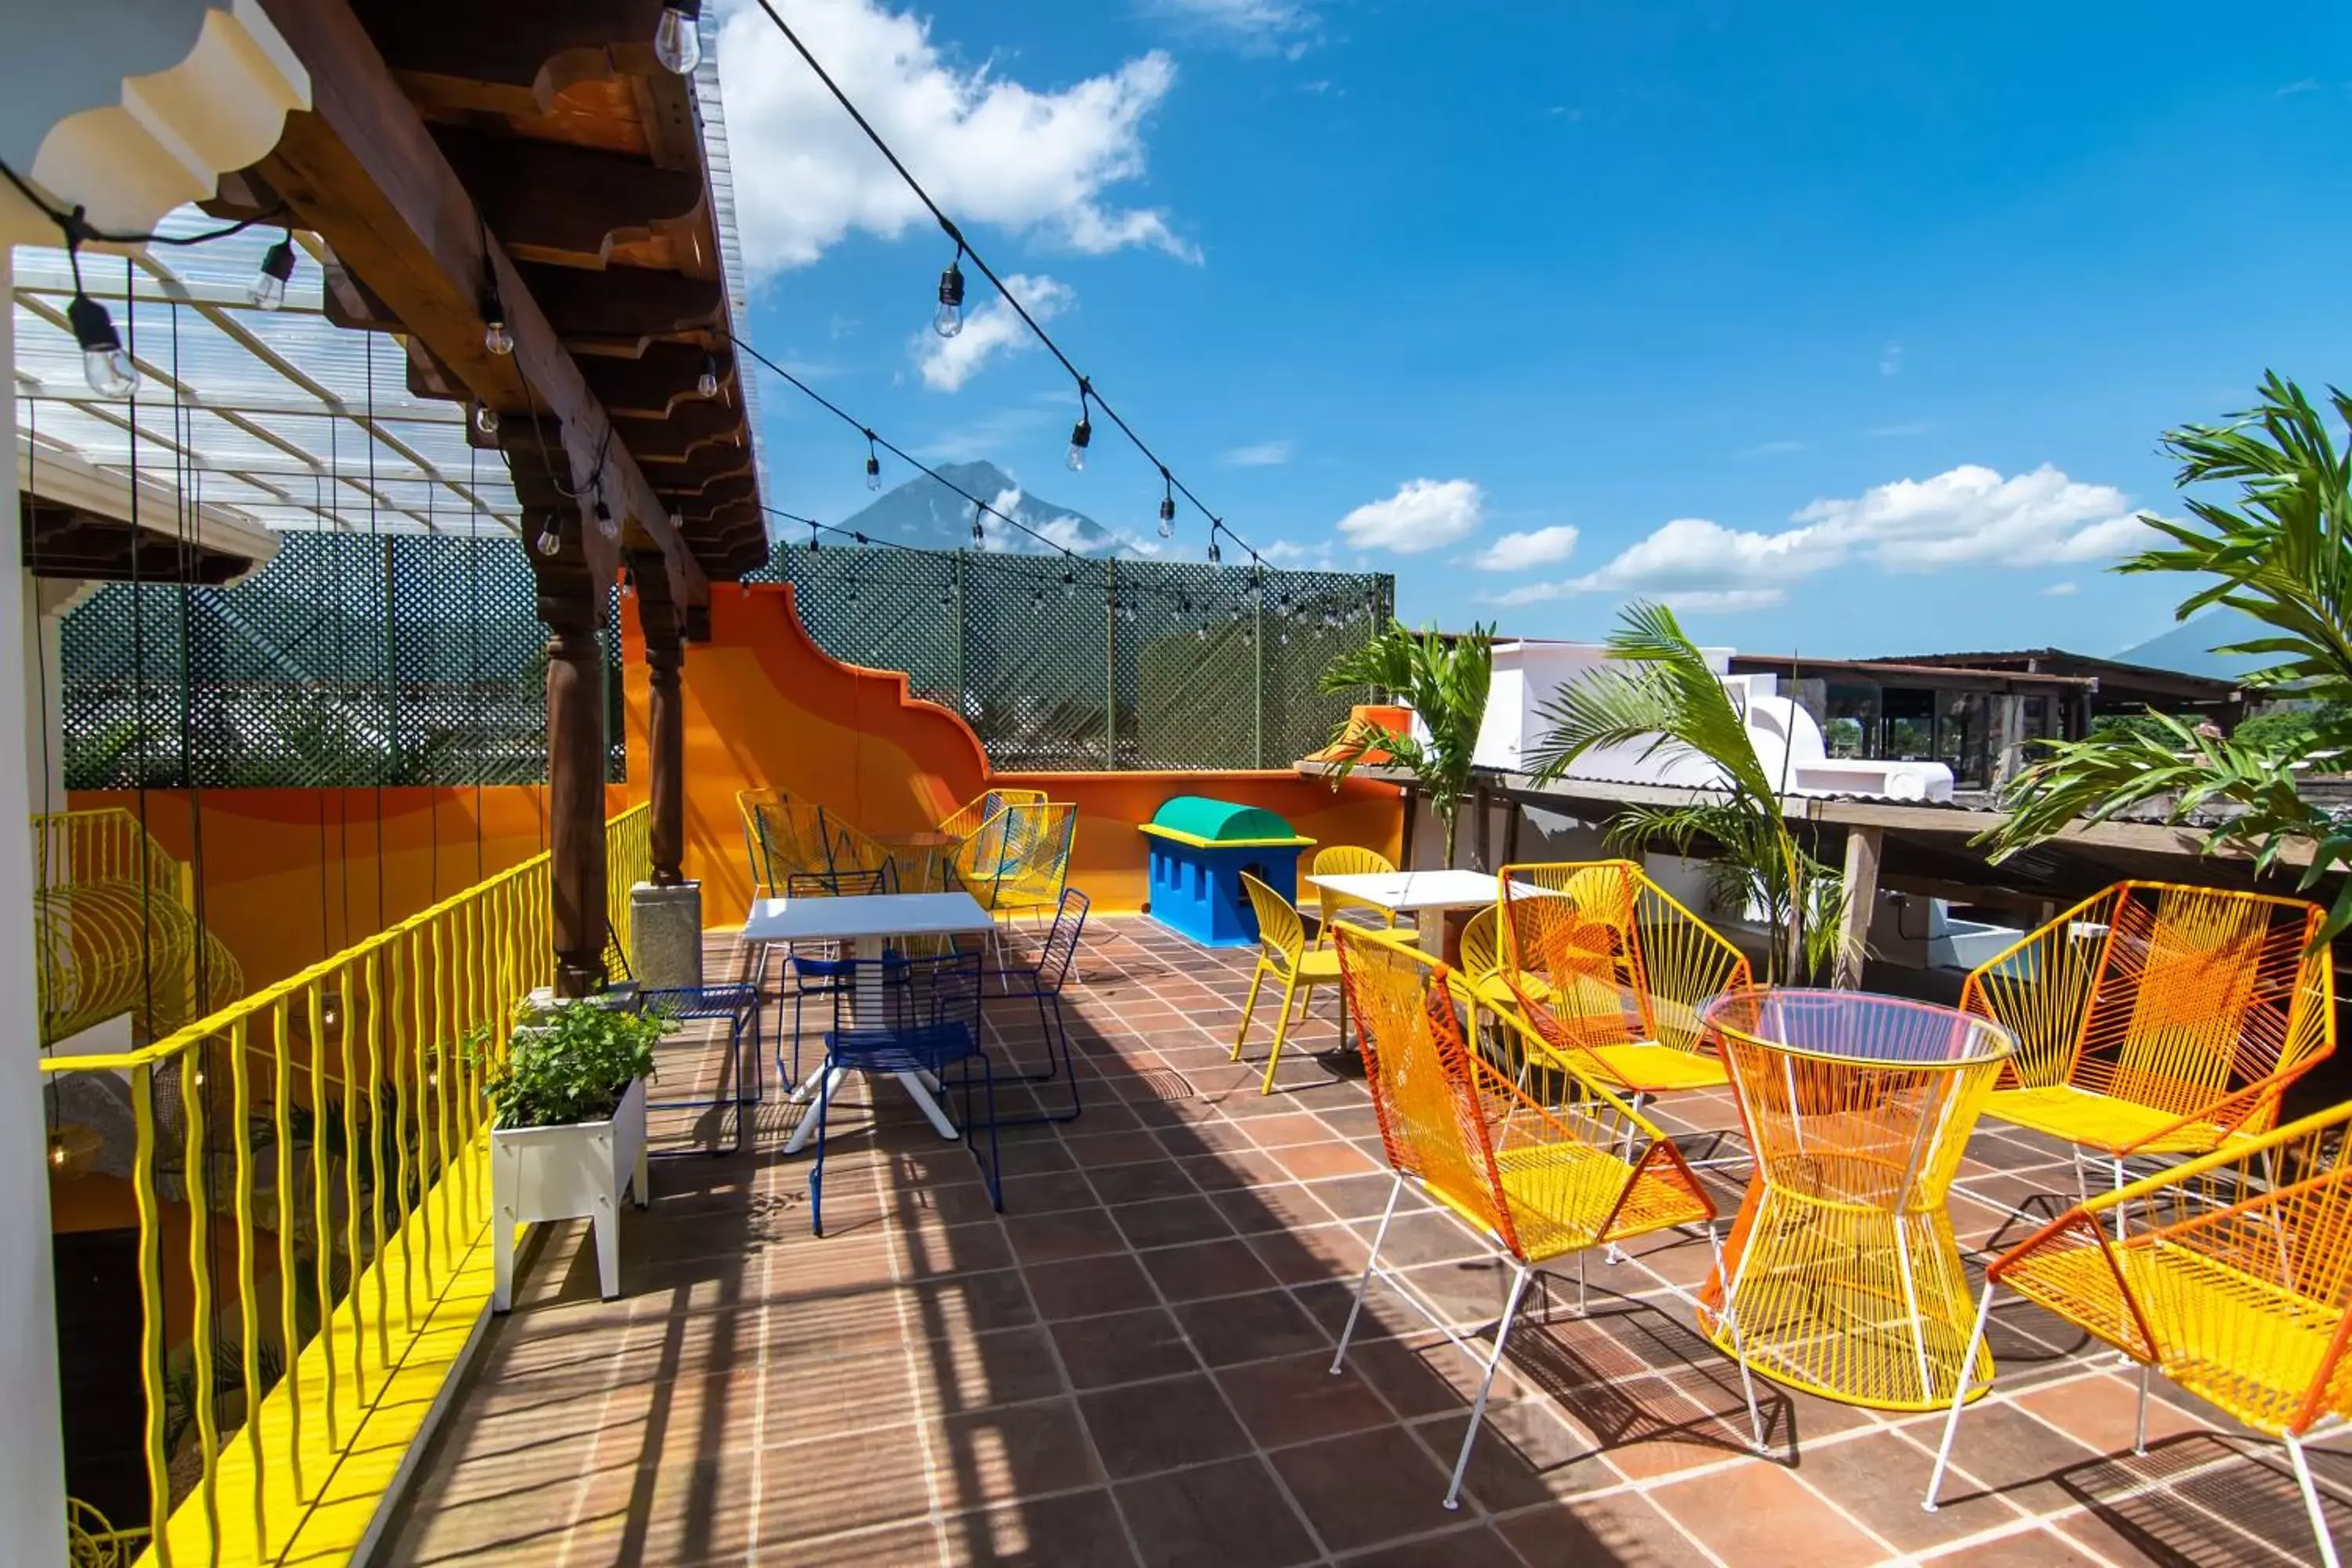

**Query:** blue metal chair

left=808, top=951, right=1000, bottom=1236
left=769, top=866, right=895, bottom=1091
left=986, top=888, right=1090, bottom=1124
left=634, top=983, right=763, bottom=1156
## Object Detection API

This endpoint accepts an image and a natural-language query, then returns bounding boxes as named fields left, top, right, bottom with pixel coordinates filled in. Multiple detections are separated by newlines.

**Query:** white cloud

left=2041, top=580, right=2080, bottom=597
left=2277, top=78, right=2324, bottom=97
left=1261, top=538, right=1338, bottom=569
left=1336, top=478, right=1483, bottom=554
left=912, top=273, right=1073, bottom=390
left=1147, top=0, right=1319, bottom=51
left=1471, top=525, right=1580, bottom=572
left=1881, top=341, right=1904, bottom=376
left=1497, top=463, right=2151, bottom=611
left=1221, top=439, right=1294, bottom=467
left=713, top=0, right=1194, bottom=277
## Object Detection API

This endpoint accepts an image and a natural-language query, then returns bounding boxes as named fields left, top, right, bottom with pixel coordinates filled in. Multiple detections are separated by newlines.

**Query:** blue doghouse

left=1140, top=797, right=1313, bottom=946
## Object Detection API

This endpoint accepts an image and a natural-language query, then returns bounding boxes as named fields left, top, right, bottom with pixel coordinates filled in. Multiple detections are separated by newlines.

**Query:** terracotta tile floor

left=379, top=919, right=2351, bottom=1566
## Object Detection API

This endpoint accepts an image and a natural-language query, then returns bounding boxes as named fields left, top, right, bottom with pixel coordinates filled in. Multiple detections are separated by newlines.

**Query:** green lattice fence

left=753, top=544, right=1395, bottom=771
left=57, top=532, right=624, bottom=789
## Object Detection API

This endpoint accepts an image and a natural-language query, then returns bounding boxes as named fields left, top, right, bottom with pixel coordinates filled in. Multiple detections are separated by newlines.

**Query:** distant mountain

left=2114, top=608, right=2272, bottom=681
left=834, top=462, right=1115, bottom=554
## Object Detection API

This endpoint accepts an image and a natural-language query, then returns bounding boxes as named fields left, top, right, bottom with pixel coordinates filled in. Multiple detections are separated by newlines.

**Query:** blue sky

left=716, top=0, right=2352, bottom=659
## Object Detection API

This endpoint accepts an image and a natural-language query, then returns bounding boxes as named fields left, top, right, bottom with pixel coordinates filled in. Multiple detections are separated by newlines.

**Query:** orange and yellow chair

left=1330, top=927, right=1762, bottom=1509
left=1960, top=882, right=2335, bottom=1186
left=939, top=787, right=1048, bottom=843
left=1231, top=872, right=1347, bottom=1095
left=1925, top=1100, right=2352, bottom=1568
left=1499, top=860, right=1751, bottom=1105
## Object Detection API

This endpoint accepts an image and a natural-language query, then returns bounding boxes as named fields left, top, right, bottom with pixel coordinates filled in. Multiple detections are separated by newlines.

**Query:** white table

left=1303, top=869, right=1507, bottom=960
left=742, top=891, right=995, bottom=1154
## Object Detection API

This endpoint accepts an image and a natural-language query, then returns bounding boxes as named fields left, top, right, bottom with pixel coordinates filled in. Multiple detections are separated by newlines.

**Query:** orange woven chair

left=1231, top=872, right=1346, bottom=1094
left=1500, top=860, right=1751, bottom=1105
left=1925, top=1101, right=2352, bottom=1567
left=1330, top=927, right=1762, bottom=1509
left=1961, top=883, right=2335, bottom=1195
left=1308, top=844, right=1410, bottom=947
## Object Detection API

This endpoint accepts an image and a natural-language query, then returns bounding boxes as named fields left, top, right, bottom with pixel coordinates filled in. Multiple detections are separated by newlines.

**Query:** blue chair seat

left=826, top=1020, right=978, bottom=1076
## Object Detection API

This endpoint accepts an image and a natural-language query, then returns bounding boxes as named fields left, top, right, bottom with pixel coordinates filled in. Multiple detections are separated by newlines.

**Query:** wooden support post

left=1836, top=824, right=1882, bottom=990
left=637, top=572, right=687, bottom=887
left=538, top=556, right=608, bottom=996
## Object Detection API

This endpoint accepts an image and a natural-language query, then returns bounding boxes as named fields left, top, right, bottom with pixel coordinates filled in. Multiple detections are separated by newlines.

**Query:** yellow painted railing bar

left=34, top=808, right=636, bottom=1565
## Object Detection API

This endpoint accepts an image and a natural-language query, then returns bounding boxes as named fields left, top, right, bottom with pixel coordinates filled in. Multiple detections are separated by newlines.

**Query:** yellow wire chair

left=1960, top=882, right=2336, bottom=1198
left=1694, top=988, right=2016, bottom=1413
left=1924, top=1101, right=2352, bottom=1568
left=1232, top=871, right=1349, bottom=1095
left=1308, top=844, right=1409, bottom=947
left=1330, top=926, right=1763, bottom=1510
left=1499, top=860, right=1752, bottom=1106
left=939, top=787, right=1049, bottom=842
left=952, top=801, right=1076, bottom=924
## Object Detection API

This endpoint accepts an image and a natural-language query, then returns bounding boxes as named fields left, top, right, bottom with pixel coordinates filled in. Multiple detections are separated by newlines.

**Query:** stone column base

left=630, top=880, right=704, bottom=991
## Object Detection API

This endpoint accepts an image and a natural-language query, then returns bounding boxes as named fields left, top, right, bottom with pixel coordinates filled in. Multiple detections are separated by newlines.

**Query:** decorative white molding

left=17, top=434, right=281, bottom=578
left=0, top=0, right=308, bottom=245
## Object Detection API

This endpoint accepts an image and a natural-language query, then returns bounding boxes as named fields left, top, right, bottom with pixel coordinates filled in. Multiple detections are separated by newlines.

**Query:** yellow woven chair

left=1926, top=1101, right=2352, bottom=1568
left=1231, top=872, right=1348, bottom=1095
left=1308, top=844, right=1407, bottom=947
left=939, top=787, right=1048, bottom=842
left=1330, top=927, right=1761, bottom=1509
left=1499, top=860, right=1751, bottom=1105
left=739, top=789, right=833, bottom=897
left=1961, top=882, right=2336, bottom=1185
left=952, top=801, right=1076, bottom=922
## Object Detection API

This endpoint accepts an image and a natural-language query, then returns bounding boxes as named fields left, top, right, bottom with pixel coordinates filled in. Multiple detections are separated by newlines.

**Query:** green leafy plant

left=1523, top=601, right=1852, bottom=983
left=1981, top=372, right=2352, bottom=938
left=1318, top=620, right=1494, bottom=867
left=473, top=1000, right=672, bottom=1131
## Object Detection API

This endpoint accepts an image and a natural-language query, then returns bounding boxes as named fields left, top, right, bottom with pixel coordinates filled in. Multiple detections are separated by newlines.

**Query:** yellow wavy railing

left=40, top=805, right=645, bottom=1566
left=31, top=810, right=242, bottom=1047
left=607, top=801, right=651, bottom=975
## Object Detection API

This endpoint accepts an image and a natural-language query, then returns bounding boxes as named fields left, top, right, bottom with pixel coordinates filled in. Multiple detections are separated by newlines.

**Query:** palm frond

left=1317, top=619, right=1495, bottom=862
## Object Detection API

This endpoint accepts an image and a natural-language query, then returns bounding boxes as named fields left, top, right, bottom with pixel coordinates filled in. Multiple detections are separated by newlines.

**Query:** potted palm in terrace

left=479, top=1000, right=672, bottom=1310
left=1319, top=620, right=1495, bottom=869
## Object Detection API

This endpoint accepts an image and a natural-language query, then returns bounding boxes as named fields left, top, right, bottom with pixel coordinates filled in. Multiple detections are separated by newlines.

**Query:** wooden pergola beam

left=248, top=0, right=713, bottom=608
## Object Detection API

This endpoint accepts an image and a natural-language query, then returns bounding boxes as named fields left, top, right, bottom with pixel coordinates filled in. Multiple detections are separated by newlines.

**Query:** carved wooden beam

left=515, top=260, right=724, bottom=352
left=434, top=129, right=706, bottom=269
left=248, top=0, right=724, bottom=599
left=583, top=342, right=733, bottom=418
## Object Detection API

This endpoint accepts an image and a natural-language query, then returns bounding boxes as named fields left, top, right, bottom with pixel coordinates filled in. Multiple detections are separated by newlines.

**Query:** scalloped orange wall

left=621, top=582, right=1403, bottom=920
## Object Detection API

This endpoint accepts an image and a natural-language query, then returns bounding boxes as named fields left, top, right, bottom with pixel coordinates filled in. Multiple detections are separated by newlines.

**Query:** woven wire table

left=1695, top=987, right=2015, bottom=1411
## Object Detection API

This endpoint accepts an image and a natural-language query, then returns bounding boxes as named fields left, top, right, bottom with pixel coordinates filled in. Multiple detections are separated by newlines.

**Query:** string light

left=481, top=279, right=514, bottom=356
left=934, top=244, right=967, bottom=339
left=248, top=229, right=297, bottom=310
left=593, top=494, right=618, bottom=542
left=970, top=502, right=985, bottom=547
left=654, top=3, right=702, bottom=73
left=1062, top=565, right=1076, bottom=598
left=1207, top=527, right=1223, bottom=567
left=1157, top=467, right=1176, bottom=539
left=67, top=289, right=136, bottom=397
left=808, top=519, right=821, bottom=553
left=1065, top=382, right=1093, bottom=473
left=533, top=515, right=563, bottom=557
left=696, top=353, right=720, bottom=398
left=473, top=402, right=499, bottom=437
left=864, top=430, right=882, bottom=492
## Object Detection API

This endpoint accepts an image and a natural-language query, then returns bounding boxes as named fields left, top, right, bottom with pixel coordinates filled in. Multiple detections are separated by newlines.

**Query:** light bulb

left=1195, top=624, right=1207, bottom=642
left=474, top=403, right=499, bottom=437
left=249, top=235, right=296, bottom=310
left=48, top=1136, right=67, bottom=1170
left=68, top=295, right=138, bottom=397
left=484, top=318, right=514, bottom=356
left=970, top=515, right=985, bottom=546
left=696, top=355, right=720, bottom=398
left=1065, top=416, right=1091, bottom=472
left=865, top=455, right=882, bottom=492
left=1030, top=588, right=1044, bottom=611
left=653, top=5, right=701, bottom=73
left=935, top=260, right=966, bottom=339
left=808, top=528, right=820, bottom=553
left=1157, top=496, right=1175, bottom=539
left=1207, top=539, right=1222, bottom=566
left=594, top=498, right=619, bottom=542
left=535, top=520, right=563, bottom=557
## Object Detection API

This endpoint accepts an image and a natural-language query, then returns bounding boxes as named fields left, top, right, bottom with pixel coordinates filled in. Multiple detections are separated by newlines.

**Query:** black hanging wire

left=0, top=160, right=286, bottom=249
left=168, top=297, right=212, bottom=1025
left=122, top=256, right=157, bottom=1040
left=365, top=332, right=387, bottom=935
left=739, top=2, right=1269, bottom=568
left=468, top=441, right=485, bottom=885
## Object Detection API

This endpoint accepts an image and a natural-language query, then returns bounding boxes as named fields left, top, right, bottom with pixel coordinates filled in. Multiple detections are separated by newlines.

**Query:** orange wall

left=621, top=582, right=1403, bottom=921
left=62, top=784, right=625, bottom=995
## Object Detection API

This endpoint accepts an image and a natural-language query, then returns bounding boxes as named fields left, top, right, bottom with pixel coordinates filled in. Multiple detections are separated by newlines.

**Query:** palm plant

left=1982, top=372, right=2352, bottom=937
left=1318, top=621, right=1494, bottom=867
left=1523, top=601, right=1851, bottom=982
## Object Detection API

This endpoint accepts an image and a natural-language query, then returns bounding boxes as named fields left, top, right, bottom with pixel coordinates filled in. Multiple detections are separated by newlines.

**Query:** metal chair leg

left=1445, top=1262, right=1534, bottom=1511
left=1231, top=965, right=1269, bottom=1062
left=2134, top=1360, right=2151, bottom=1456
left=2285, top=1434, right=2342, bottom=1568
left=1331, top=1176, right=1404, bottom=1374
left=1261, top=971, right=1303, bottom=1095
left=1924, top=1281, right=1998, bottom=1511
left=1707, top=1227, right=1769, bottom=1455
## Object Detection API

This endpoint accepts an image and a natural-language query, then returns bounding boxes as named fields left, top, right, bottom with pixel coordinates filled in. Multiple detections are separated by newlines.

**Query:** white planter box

left=490, top=1076, right=649, bottom=1312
